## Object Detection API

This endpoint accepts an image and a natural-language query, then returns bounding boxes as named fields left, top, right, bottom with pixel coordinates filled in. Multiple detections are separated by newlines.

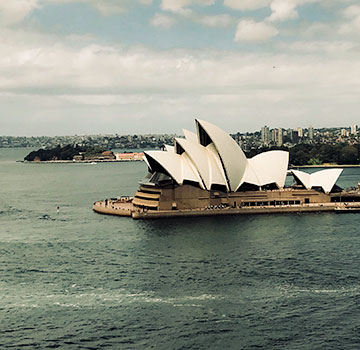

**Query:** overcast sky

left=1, top=0, right=360, bottom=136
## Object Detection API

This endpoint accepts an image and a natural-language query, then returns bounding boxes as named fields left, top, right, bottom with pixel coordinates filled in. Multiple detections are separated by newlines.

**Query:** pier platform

left=93, top=198, right=133, bottom=217
left=93, top=199, right=360, bottom=219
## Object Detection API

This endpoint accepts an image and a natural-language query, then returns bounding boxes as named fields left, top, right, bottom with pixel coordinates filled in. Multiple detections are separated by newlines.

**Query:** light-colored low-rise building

left=115, top=152, right=144, bottom=161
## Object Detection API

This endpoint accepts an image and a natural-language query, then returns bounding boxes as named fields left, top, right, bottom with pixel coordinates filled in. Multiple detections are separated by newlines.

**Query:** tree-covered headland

left=247, top=143, right=360, bottom=166
left=24, top=144, right=106, bottom=161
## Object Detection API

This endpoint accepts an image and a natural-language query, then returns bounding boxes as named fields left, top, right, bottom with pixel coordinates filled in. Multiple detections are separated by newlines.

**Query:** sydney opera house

left=93, top=120, right=360, bottom=219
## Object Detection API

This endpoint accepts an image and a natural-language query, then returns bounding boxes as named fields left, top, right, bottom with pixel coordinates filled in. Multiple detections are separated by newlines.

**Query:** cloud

left=234, top=19, right=279, bottom=41
left=195, top=14, right=234, bottom=27
left=2, top=31, right=360, bottom=134
left=2, top=0, right=360, bottom=135
left=156, top=1, right=233, bottom=28
left=45, top=0, right=152, bottom=15
left=150, top=13, right=176, bottom=28
left=0, top=0, right=38, bottom=26
left=268, top=0, right=298, bottom=22
left=87, top=0, right=131, bottom=15
left=339, top=5, right=360, bottom=34
left=61, top=94, right=153, bottom=106
left=277, top=40, right=358, bottom=54
left=342, top=4, right=360, bottom=18
left=3, top=30, right=359, bottom=98
left=160, top=0, right=215, bottom=15
left=224, top=0, right=271, bottom=11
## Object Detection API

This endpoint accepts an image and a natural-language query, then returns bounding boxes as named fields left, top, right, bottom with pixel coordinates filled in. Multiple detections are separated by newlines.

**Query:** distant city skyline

left=1, top=124, right=358, bottom=150
left=1, top=1, right=360, bottom=136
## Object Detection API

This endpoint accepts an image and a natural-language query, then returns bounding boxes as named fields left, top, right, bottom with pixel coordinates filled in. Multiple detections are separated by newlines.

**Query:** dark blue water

left=2, top=149, right=360, bottom=349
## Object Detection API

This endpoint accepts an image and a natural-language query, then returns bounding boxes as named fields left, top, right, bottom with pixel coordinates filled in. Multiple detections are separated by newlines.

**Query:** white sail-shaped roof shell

left=291, top=169, right=343, bottom=193
left=175, top=137, right=228, bottom=190
left=244, top=151, right=289, bottom=188
left=196, top=119, right=247, bottom=191
left=164, top=144, right=175, bottom=153
left=182, top=129, right=198, bottom=143
left=144, top=150, right=203, bottom=187
left=206, top=143, right=229, bottom=189
left=143, top=119, right=302, bottom=194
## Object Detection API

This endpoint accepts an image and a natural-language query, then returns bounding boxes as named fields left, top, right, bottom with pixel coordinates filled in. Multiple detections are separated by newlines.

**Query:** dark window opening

left=210, top=184, right=228, bottom=193
left=149, top=172, right=174, bottom=186
left=330, top=184, right=343, bottom=193
left=262, top=183, right=279, bottom=191
left=331, top=196, right=360, bottom=203
left=305, top=198, right=310, bottom=204
left=198, top=123, right=212, bottom=147
left=237, top=182, right=260, bottom=192
left=176, top=142, right=185, bottom=155
left=183, top=180, right=201, bottom=189
left=311, top=186, right=324, bottom=193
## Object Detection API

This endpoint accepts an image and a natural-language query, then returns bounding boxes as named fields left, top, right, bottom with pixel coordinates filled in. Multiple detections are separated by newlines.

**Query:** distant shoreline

left=290, top=164, right=360, bottom=168
left=19, top=160, right=359, bottom=167
left=20, top=159, right=143, bottom=164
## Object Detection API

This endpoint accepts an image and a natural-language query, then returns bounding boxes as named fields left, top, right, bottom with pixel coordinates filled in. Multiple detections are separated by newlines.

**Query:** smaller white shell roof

left=144, top=151, right=183, bottom=184
left=291, top=168, right=343, bottom=193
left=245, top=151, right=289, bottom=189
left=182, top=129, right=198, bottom=143
left=164, top=144, right=175, bottom=153
left=144, top=150, right=202, bottom=186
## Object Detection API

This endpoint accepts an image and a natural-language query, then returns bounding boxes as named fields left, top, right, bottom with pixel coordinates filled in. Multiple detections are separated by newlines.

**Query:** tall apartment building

left=277, top=128, right=283, bottom=146
left=351, top=124, right=357, bottom=135
left=308, top=126, right=314, bottom=140
left=270, top=128, right=283, bottom=146
left=261, top=126, right=270, bottom=145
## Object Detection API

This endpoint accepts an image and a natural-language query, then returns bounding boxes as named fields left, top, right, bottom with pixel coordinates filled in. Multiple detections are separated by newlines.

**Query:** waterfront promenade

left=93, top=199, right=360, bottom=220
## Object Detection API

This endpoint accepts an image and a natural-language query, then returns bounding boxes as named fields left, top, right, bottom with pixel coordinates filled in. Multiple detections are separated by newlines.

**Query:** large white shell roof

left=196, top=119, right=247, bottom=191
left=144, top=120, right=342, bottom=193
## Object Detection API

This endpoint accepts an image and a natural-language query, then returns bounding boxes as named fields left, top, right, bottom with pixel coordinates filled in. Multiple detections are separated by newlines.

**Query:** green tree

left=340, top=145, right=358, bottom=164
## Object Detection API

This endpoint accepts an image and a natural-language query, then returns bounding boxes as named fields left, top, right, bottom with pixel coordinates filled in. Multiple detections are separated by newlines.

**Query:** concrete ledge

left=93, top=198, right=360, bottom=219
left=93, top=200, right=133, bottom=217
left=131, top=204, right=336, bottom=219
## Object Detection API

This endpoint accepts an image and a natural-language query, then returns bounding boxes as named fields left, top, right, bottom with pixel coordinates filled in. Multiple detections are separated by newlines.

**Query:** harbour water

left=2, top=148, right=360, bottom=349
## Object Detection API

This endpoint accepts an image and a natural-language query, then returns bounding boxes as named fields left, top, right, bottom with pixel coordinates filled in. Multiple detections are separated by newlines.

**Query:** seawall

left=93, top=200, right=360, bottom=220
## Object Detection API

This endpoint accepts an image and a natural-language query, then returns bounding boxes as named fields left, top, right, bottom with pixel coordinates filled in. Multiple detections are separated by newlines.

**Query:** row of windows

left=241, top=200, right=301, bottom=207
left=331, top=197, right=360, bottom=203
left=134, top=195, right=160, bottom=201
